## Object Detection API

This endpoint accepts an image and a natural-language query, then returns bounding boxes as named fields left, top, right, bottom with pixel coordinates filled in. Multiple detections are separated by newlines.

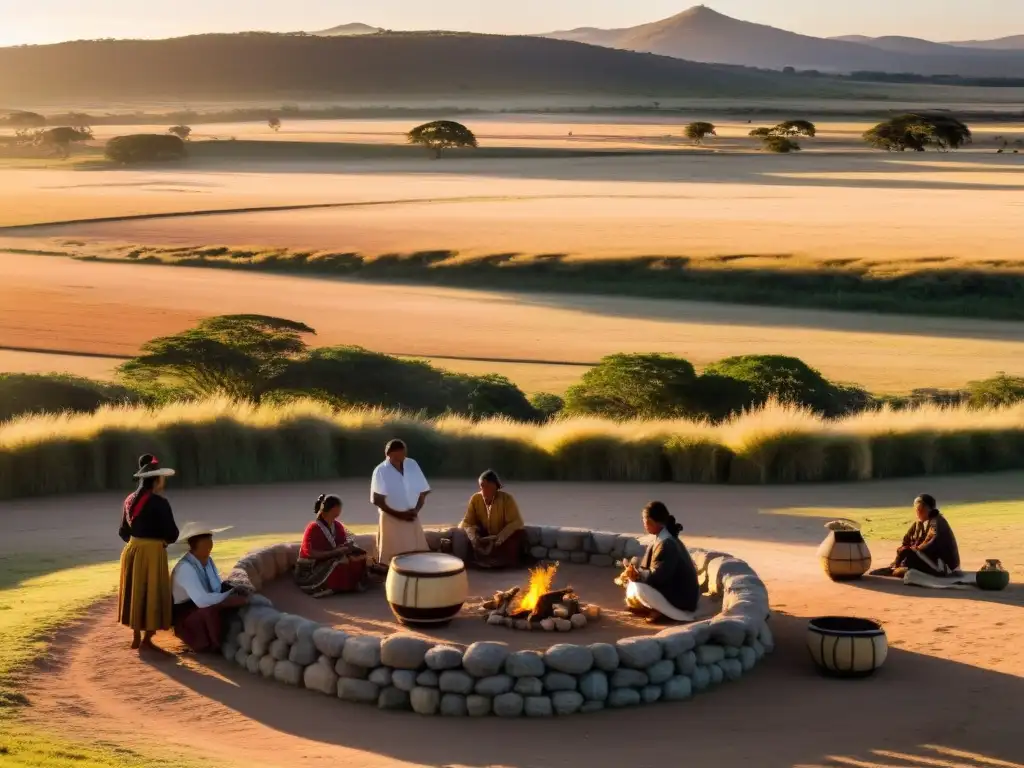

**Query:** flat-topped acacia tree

left=684, top=121, right=717, bottom=145
left=407, top=120, right=478, bottom=159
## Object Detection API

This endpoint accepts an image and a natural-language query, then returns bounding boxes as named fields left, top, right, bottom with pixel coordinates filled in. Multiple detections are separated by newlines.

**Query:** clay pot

left=807, top=616, right=887, bottom=678
left=977, top=560, right=1010, bottom=591
left=818, top=528, right=872, bottom=581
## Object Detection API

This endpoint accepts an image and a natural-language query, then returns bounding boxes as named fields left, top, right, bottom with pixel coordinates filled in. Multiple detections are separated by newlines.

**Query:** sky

left=0, top=0, right=1019, bottom=47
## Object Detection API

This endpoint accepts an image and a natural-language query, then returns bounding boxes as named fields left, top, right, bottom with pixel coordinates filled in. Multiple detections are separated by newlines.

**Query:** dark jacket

left=118, top=489, right=179, bottom=545
left=639, top=533, right=700, bottom=613
left=901, top=511, right=960, bottom=571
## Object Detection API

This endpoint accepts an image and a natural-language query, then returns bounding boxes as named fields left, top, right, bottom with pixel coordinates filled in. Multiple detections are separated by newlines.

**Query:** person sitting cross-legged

left=294, top=494, right=369, bottom=597
left=455, top=470, right=527, bottom=569
left=872, top=494, right=961, bottom=578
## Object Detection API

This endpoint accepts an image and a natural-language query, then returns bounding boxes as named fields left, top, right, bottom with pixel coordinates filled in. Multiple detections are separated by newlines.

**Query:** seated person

left=294, top=494, right=369, bottom=597
left=874, top=494, right=961, bottom=578
left=171, top=523, right=248, bottom=653
left=455, top=470, right=526, bottom=569
left=620, top=501, right=699, bottom=624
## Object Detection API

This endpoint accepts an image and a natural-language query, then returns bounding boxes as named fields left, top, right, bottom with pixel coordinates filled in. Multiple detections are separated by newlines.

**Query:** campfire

left=482, top=563, right=601, bottom=632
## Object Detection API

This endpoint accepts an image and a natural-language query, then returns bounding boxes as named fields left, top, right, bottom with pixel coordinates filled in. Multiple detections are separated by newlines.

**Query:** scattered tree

left=761, top=135, right=801, bottom=153
left=65, top=112, right=92, bottom=132
left=563, top=354, right=699, bottom=420
left=994, top=135, right=1023, bottom=154
left=684, top=121, right=717, bottom=145
left=749, top=120, right=815, bottom=151
left=406, top=120, right=478, bottom=159
left=703, top=355, right=847, bottom=415
left=863, top=114, right=972, bottom=152
left=748, top=127, right=773, bottom=138
left=773, top=120, right=817, bottom=138
left=966, top=373, right=1024, bottom=408
left=529, top=392, right=565, bottom=421
left=37, top=126, right=93, bottom=159
left=268, top=116, right=281, bottom=132
left=3, top=110, right=46, bottom=136
left=168, top=125, right=192, bottom=141
left=105, top=134, right=186, bottom=164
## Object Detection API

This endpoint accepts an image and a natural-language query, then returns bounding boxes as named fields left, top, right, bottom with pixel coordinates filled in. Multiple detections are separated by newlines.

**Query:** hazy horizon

left=0, top=0, right=1020, bottom=47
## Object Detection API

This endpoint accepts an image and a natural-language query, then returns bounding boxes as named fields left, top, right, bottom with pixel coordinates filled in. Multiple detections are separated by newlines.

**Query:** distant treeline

left=846, top=71, right=1024, bottom=87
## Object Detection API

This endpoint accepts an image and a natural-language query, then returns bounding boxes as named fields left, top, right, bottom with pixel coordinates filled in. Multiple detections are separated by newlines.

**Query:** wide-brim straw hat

left=134, top=466, right=176, bottom=479
left=176, top=522, right=233, bottom=544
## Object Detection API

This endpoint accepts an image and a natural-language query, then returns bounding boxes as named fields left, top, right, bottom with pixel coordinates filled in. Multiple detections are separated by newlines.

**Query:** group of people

left=117, top=440, right=964, bottom=652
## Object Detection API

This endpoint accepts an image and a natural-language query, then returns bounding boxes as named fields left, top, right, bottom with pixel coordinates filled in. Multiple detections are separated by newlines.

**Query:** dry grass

left=2, top=397, right=1023, bottom=499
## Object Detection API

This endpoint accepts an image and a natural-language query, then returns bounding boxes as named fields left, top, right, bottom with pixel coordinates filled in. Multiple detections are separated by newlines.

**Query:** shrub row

left=2, top=398, right=1024, bottom=500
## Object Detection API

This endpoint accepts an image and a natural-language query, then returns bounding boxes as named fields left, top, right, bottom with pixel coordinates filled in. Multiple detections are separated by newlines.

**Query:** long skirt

left=376, top=511, right=429, bottom=565
left=895, top=548, right=954, bottom=578
left=455, top=528, right=527, bottom=569
left=173, top=603, right=225, bottom=652
left=626, top=582, right=697, bottom=623
left=118, top=537, right=172, bottom=632
left=295, top=554, right=368, bottom=596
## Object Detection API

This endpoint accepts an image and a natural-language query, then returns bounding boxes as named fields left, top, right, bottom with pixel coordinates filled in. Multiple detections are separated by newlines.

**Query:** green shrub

left=105, top=133, right=186, bottom=164
left=967, top=374, right=1024, bottom=408
left=442, top=372, right=538, bottom=421
left=564, top=353, right=698, bottom=420
left=0, top=374, right=140, bottom=423
left=761, top=135, right=801, bottom=153
left=529, top=392, right=565, bottom=420
left=704, top=355, right=842, bottom=415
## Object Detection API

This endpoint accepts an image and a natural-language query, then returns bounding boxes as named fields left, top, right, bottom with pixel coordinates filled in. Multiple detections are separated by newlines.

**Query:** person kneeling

left=171, top=523, right=249, bottom=653
left=456, top=470, right=527, bottom=569
left=874, top=494, right=961, bottom=578
left=294, top=494, right=369, bottom=598
left=620, top=501, right=699, bottom=624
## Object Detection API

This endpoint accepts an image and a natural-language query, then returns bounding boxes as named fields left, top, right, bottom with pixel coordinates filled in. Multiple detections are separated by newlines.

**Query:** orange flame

left=513, top=563, right=558, bottom=614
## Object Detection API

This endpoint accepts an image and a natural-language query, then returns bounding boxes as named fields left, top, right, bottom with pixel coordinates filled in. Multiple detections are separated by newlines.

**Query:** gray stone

left=338, top=678, right=380, bottom=704
left=589, top=554, right=615, bottom=568
left=554, top=618, right=573, bottom=632
left=708, top=663, right=724, bottom=686
left=392, top=669, right=418, bottom=692
left=238, top=633, right=254, bottom=653
left=486, top=614, right=506, bottom=627
left=381, top=634, right=432, bottom=670
left=751, top=640, right=766, bottom=661
left=543, top=672, right=577, bottom=692
left=259, top=654, right=277, bottom=678
left=611, top=668, right=648, bottom=688
left=723, top=597, right=770, bottom=624
left=467, top=695, right=491, bottom=717
left=378, top=686, right=410, bottom=711
left=608, top=688, right=642, bottom=708
left=555, top=527, right=587, bottom=551
left=440, top=693, right=468, bottom=717
left=410, top=687, right=441, bottom=715
left=570, top=614, right=587, bottom=629
left=720, top=658, right=743, bottom=682
left=274, top=614, right=302, bottom=644
left=296, top=618, right=320, bottom=643
left=673, top=621, right=712, bottom=646
left=530, top=546, right=549, bottom=560
left=505, top=650, right=546, bottom=678
left=616, top=637, right=662, bottom=669
left=462, top=642, right=509, bottom=677
left=690, top=549, right=731, bottom=575
left=552, top=691, right=584, bottom=715
left=692, top=666, right=711, bottom=692
left=544, top=644, right=594, bottom=675
left=334, top=658, right=369, bottom=679
left=303, top=663, right=338, bottom=695
left=739, top=646, right=757, bottom=672
left=493, top=692, right=524, bottom=718
left=524, top=525, right=543, bottom=546
left=724, top=646, right=740, bottom=659
left=579, top=670, right=609, bottom=702
left=269, top=638, right=290, bottom=661
left=415, top=670, right=439, bottom=688
left=707, top=557, right=756, bottom=596
left=245, top=654, right=262, bottom=674
left=343, top=636, right=382, bottom=668
left=234, top=649, right=250, bottom=668
left=569, top=551, right=589, bottom=564
left=250, top=636, right=269, bottom=658
left=759, top=623, right=775, bottom=653
left=540, top=619, right=555, bottom=632
left=525, top=696, right=553, bottom=717
left=241, top=606, right=274, bottom=637
left=547, top=549, right=570, bottom=561
left=540, top=526, right=559, bottom=548
left=312, top=627, right=348, bottom=658
left=591, top=531, right=618, bottom=555
left=662, top=675, right=693, bottom=702
left=590, top=643, right=620, bottom=671
left=696, top=644, right=726, bottom=665
left=475, top=675, right=514, bottom=697
left=248, top=593, right=274, bottom=609
left=641, top=685, right=662, bottom=704
left=658, top=627, right=698, bottom=659
left=646, top=660, right=675, bottom=686
left=274, top=660, right=304, bottom=687
left=515, top=676, right=543, bottom=696
left=439, top=670, right=475, bottom=695
left=369, top=667, right=393, bottom=687
left=623, top=537, right=648, bottom=559
left=289, top=639, right=318, bottom=666
left=222, top=641, right=239, bottom=662
left=676, top=651, right=697, bottom=676
left=710, top=617, right=752, bottom=648
left=581, top=701, right=606, bottom=714
left=254, top=610, right=281, bottom=642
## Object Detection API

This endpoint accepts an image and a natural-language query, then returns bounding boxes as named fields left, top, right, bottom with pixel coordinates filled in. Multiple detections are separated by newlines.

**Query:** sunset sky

left=0, top=0, right=1018, bottom=46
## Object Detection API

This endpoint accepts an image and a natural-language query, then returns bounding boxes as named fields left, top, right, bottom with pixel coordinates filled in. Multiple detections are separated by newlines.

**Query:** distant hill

left=946, top=35, right=1024, bottom=51
left=0, top=31, right=804, bottom=102
left=543, top=5, right=1024, bottom=77
left=313, top=23, right=381, bottom=36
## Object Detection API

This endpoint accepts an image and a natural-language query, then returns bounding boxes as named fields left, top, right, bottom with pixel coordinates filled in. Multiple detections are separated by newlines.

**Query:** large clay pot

left=977, top=559, right=1010, bottom=591
left=386, top=552, right=469, bottom=627
left=818, top=524, right=871, bottom=581
left=807, top=616, right=888, bottom=678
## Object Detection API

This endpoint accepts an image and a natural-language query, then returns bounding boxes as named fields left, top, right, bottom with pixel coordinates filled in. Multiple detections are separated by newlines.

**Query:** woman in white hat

left=171, top=522, right=248, bottom=652
left=117, top=453, right=180, bottom=650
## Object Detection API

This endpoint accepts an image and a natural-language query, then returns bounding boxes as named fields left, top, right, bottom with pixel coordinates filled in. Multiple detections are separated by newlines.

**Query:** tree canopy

left=703, top=355, right=851, bottom=415
left=37, top=126, right=93, bottom=158
left=168, top=125, right=192, bottom=140
left=966, top=373, right=1024, bottom=408
left=268, top=116, right=281, bottom=131
left=2, top=110, right=46, bottom=134
left=407, top=120, right=478, bottom=158
left=761, top=135, right=801, bottom=153
left=863, top=114, right=972, bottom=152
left=773, top=120, right=816, bottom=138
left=684, top=121, right=716, bottom=145
left=564, top=354, right=699, bottom=420
left=105, top=133, right=186, bottom=164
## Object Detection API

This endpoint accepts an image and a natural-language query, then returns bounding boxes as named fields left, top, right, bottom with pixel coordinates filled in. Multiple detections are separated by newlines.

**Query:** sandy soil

left=8, top=474, right=1024, bottom=768
left=3, top=251, right=1024, bottom=393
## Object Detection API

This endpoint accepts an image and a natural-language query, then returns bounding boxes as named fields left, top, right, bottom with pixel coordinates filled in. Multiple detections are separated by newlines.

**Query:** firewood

left=528, top=587, right=574, bottom=622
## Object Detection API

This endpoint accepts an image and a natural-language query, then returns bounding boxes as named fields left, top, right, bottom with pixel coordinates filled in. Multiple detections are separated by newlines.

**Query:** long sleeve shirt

left=460, top=490, right=525, bottom=544
left=171, top=554, right=229, bottom=608
left=901, top=511, right=961, bottom=571
left=118, top=490, right=179, bottom=544
left=638, top=529, right=700, bottom=613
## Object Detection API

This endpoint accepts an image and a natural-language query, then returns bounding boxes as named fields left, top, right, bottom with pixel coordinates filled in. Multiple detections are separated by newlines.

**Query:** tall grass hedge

left=3, top=397, right=1024, bottom=500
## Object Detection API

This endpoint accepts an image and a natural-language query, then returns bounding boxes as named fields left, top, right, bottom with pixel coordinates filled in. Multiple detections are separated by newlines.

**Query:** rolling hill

left=0, top=31, right=807, bottom=103
left=313, top=23, right=381, bottom=36
left=947, top=35, right=1024, bottom=51
left=544, top=5, right=1024, bottom=77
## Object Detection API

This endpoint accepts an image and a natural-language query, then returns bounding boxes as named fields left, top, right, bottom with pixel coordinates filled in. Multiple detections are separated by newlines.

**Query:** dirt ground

left=5, top=474, right=1024, bottom=768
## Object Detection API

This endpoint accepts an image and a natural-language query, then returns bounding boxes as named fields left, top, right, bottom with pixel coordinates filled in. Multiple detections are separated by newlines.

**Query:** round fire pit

left=480, top=563, right=601, bottom=632
left=807, top=616, right=887, bottom=678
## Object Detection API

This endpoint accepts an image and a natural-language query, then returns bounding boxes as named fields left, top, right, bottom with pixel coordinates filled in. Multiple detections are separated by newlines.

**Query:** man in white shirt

left=171, top=522, right=248, bottom=652
left=371, top=439, right=431, bottom=568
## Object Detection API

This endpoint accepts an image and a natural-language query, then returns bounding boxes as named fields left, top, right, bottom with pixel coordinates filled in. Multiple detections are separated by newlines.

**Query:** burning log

left=482, top=586, right=520, bottom=615
left=528, top=587, right=575, bottom=623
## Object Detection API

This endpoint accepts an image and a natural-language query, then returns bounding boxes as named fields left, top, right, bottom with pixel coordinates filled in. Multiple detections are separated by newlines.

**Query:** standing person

left=874, top=494, right=961, bottom=578
left=371, top=439, right=431, bottom=569
left=456, top=470, right=527, bottom=569
left=118, top=454, right=180, bottom=650
left=294, top=494, right=370, bottom=597
left=170, top=522, right=248, bottom=653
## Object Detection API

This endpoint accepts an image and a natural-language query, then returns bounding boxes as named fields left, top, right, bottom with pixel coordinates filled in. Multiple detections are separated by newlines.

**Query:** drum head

left=391, top=552, right=465, bottom=575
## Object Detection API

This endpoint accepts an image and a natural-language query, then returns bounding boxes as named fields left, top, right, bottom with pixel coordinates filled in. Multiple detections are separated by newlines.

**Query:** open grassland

left=4, top=396, right=1024, bottom=499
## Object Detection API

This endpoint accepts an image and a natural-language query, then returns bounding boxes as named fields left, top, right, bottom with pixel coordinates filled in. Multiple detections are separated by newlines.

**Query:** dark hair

left=478, top=469, right=502, bottom=489
left=385, top=439, right=407, bottom=455
left=315, top=493, right=342, bottom=517
left=188, top=534, right=213, bottom=551
left=643, top=501, right=683, bottom=538
left=916, top=494, right=937, bottom=510
left=137, top=453, right=159, bottom=489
